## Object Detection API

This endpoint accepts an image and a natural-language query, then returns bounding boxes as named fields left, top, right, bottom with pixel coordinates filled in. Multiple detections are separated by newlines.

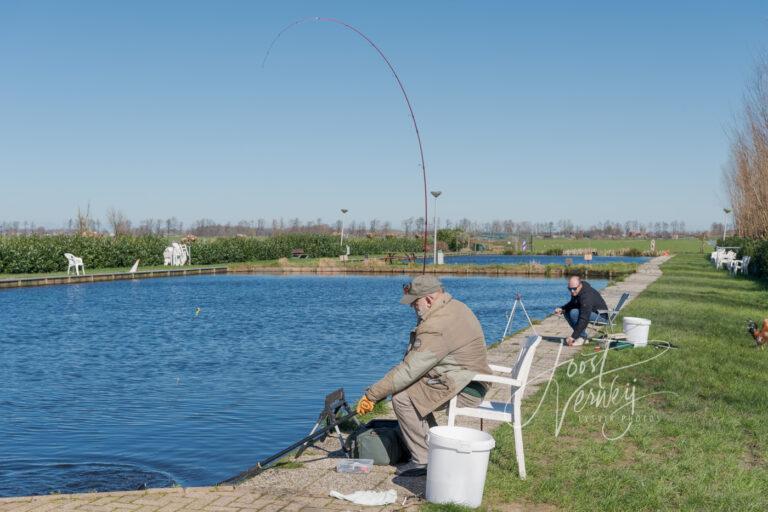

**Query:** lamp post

left=723, top=208, right=731, bottom=242
left=431, top=191, right=442, bottom=264
left=340, top=209, right=348, bottom=247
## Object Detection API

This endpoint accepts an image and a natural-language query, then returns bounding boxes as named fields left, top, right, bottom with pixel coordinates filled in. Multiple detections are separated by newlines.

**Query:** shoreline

left=0, top=262, right=635, bottom=290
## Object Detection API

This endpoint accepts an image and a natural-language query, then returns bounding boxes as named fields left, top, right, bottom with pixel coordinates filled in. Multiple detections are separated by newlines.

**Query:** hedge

left=0, top=234, right=425, bottom=274
left=718, top=236, right=768, bottom=279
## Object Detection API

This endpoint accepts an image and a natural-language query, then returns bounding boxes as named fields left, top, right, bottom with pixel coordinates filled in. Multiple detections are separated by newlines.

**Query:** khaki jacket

left=366, top=292, right=492, bottom=417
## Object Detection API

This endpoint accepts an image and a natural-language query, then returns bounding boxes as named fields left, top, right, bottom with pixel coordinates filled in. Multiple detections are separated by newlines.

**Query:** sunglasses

left=567, top=286, right=579, bottom=291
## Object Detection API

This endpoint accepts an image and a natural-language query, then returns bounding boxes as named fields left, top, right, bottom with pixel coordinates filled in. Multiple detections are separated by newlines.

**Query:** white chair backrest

left=511, top=335, right=542, bottom=389
left=64, top=253, right=75, bottom=262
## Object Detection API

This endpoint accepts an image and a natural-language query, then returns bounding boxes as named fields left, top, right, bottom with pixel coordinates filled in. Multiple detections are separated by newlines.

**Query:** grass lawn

left=530, top=237, right=706, bottom=254
left=426, top=254, right=768, bottom=511
left=0, top=263, right=226, bottom=279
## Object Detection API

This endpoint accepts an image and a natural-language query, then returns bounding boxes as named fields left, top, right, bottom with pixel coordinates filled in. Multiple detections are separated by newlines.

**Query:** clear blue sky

left=1, top=1, right=765, bottom=230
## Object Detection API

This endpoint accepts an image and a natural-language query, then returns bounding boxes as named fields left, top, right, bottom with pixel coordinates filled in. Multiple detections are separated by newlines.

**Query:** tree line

left=0, top=209, right=704, bottom=239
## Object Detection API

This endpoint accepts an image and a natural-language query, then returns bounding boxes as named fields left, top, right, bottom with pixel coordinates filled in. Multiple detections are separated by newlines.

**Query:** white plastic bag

left=329, top=489, right=397, bottom=506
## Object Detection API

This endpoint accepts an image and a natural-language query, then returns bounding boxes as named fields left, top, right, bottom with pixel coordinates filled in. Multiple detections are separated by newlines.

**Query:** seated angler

left=356, top=275, right=492, bottom=477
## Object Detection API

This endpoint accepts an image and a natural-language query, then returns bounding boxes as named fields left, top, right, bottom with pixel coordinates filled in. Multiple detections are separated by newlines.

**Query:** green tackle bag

left=345, top=419, right=410, bottom=465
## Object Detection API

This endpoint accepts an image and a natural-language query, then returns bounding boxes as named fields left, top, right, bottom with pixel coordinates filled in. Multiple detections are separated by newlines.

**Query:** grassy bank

left=531, top=237, right=704, bottom=254
left=453, top=254, right=767, bottom=511
left=0, top=263, right=225, bottom=280
left=229, top=259, right=639, bottom=278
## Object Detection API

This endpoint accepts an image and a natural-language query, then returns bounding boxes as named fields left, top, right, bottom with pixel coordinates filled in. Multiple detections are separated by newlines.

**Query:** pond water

left=0, top=273, right=606, bottom=497
left=418, top=254, right=649, bottom=265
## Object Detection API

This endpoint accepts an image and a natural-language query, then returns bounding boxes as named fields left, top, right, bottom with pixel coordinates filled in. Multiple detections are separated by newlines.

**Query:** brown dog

left=747, top=319, right=768, bottom=349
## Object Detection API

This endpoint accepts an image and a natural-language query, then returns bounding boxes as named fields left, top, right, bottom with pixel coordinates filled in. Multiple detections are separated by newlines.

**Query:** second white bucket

left=623, top=316, right=652, bottom=346
left=426, top=426, right=495, bottom=508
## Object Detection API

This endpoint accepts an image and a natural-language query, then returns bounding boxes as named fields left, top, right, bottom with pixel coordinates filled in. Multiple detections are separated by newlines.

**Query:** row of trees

left=0, top=211, right=702, bottom=239
left=724, top=57, right=768, bottom=238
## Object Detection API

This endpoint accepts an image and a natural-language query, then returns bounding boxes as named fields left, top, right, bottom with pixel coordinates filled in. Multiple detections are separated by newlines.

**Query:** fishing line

left=262, top=17, right=430, bottom=273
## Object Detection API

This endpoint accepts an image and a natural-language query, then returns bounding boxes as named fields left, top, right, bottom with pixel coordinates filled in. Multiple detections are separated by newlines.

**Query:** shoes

left=572, top=337, right=586, bottom=346
left=395, top=459, right=428, bottom=477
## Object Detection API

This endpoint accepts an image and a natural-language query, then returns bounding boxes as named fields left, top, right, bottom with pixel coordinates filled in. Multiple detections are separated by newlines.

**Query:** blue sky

left=0, top=1, right=765, bottom=230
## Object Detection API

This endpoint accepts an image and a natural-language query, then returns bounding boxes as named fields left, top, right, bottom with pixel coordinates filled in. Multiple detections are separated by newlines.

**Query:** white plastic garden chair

left=170, top=242, right=189, bottom=266
left=446, top=334, right=542, bottom=480
left=730, top=255, right=750, bottom=276
left=717, top=250, right=737, bottom=269
left=163, top=246, right=174, bottom=265
left=64, top=253, right=84, bottom=276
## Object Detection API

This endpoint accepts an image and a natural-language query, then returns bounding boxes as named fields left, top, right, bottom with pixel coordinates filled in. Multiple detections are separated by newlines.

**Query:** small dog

left=747, top=319, right=768, bottom=349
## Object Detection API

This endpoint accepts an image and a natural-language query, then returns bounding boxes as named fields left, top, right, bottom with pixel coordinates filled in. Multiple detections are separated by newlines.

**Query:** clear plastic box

left=336, top=458, right=374, bottom=474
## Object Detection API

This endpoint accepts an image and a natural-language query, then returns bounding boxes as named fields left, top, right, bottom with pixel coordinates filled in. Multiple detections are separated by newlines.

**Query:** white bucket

left=426, top=426, right=496, bottom=508
left=623, top=317, right=651, bottom=346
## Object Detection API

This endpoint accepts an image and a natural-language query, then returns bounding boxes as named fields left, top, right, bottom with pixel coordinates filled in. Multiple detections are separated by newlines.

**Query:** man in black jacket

left=554, top=275, right=608, bottom=346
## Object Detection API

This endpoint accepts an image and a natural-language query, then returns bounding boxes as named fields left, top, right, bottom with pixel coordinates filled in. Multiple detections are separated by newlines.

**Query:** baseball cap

left=400, top=274, right=443, bottom=304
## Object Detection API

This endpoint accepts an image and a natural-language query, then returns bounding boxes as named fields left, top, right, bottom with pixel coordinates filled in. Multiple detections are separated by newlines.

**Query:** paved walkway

left=0, top=256, right=670, bottom=512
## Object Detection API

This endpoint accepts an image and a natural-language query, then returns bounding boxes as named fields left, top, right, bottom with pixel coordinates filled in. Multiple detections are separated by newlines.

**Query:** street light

left=340, top=209, right=348, bottom=247
left=431, top=191, right=442, bottom=264
left=723, top=208, right=731, bottom=242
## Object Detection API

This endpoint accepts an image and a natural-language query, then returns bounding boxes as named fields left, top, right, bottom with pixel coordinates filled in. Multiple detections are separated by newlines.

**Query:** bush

left=437, top=228, right=470, bottom=252
left=0, top=234, right=425, bottom=274
left=623, top=247, right=644, bottom=257
left=0, top=234, right=168, bottom=273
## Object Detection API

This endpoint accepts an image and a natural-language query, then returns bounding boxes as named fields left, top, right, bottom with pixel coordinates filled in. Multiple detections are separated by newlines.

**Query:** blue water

left=0, top=274, right=606, bottom=497
left=419, top=254, right=649, bottom=265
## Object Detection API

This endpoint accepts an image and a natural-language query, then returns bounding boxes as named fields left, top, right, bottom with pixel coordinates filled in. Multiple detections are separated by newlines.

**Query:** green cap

left=400, top=274, right=443, bottom=304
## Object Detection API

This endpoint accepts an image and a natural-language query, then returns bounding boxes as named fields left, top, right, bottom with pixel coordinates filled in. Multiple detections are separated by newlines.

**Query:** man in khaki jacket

left=356, top=274, right=492, bottom=477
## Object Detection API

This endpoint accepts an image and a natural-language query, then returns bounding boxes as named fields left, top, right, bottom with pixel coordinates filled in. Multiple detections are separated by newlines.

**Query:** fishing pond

left=0, top=273, right=607, bottom=496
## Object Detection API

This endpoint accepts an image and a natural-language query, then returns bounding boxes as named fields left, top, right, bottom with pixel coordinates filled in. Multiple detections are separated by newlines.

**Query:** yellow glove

left=356, top=395, right=376, bottom=415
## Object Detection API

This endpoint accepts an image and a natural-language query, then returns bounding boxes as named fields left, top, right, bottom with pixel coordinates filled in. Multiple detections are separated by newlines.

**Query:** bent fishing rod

left=262, top=17, right=431, bottom=273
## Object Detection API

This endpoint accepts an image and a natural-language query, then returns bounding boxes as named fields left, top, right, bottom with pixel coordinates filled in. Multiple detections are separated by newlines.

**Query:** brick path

left=0, top=257, right=669, bottom=511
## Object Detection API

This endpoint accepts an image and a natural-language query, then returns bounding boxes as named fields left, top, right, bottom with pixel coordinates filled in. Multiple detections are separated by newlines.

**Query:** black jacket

left=561, top=281, right=608, bottom=338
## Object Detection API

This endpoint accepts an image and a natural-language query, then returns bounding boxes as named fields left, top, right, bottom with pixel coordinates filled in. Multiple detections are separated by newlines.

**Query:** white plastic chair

left=64, top=253, right=84, bottom=276
left=179, top=243, right=189, bottom=265
left=163, top=246, right=174, bottom=266
left=717, top=250, right=737, bottom=269
left=730, top=255, right=750, bottom=276
left=447, top=334, right=542, bottom=479
left=171, top=242, right=189, bottom=266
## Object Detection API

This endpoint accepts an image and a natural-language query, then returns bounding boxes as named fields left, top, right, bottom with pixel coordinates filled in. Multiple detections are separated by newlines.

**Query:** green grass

left=460, top=254, right=768, bottom=511
left=0, top=263, right=226, bottom=279
left=272, top=459, right=304, bottom=470
left=530, top=237, right=706, bottom=254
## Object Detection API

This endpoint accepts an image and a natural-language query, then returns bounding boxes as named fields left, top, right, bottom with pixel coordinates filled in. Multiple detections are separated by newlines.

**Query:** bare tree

left=725, top=55, right=768, bottom=238
left=107, top=208, right=131, bottom=236
left=75, top=203, right=93, bottom=234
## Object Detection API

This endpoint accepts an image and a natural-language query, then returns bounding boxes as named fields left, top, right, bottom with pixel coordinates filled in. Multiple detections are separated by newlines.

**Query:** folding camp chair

left=589, top=292, right=630, bottom=336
